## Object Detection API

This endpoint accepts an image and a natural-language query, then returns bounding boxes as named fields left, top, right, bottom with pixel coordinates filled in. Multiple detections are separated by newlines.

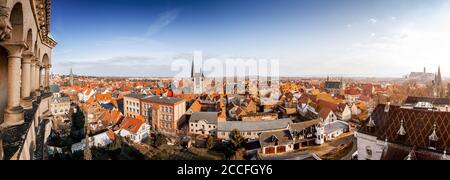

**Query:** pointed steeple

left=437, top=65, right=442, bottom=84
left=191, top=59, right=195, bottom=78
left=69, top=67, right=74, bottom=86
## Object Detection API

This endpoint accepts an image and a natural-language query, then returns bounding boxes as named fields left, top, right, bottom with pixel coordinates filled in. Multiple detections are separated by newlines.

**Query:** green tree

left=153, top=133, right=167, bottom=148
left=229, top=129, right=245, bottom=150
left=225, top=129, right=245, bottom=159
left=206, top=135, right=215, bottom=150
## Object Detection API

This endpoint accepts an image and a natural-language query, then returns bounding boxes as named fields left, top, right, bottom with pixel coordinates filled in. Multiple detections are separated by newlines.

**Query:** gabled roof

left=289, top=119, right=321, bottom=132
left=189, top=112, right=218, bottom=124
left=259, top=130, right=293, bottom=147
left=318, top=107, right=333, bottom=120
left=120, top=116, right=145, bottom=134
left=218, top=119, right=292, bottom=132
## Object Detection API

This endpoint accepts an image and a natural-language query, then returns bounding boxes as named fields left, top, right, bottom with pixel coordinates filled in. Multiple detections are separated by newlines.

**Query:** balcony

left=0, top=91, right=52, bottom=160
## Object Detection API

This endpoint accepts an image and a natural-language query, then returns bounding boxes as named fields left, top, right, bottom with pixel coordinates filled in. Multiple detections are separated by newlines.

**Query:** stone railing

left=1, top=93, right=51, bottom=160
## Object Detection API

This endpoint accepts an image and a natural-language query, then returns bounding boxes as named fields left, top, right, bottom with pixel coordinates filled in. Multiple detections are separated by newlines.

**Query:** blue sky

left=51, top=0, right=450, bottom=77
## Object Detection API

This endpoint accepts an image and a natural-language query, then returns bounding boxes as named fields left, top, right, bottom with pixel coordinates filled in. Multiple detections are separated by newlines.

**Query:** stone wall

left=10, top=95, right=50, bottom=160
left=356, top=133, right=385, bottom=160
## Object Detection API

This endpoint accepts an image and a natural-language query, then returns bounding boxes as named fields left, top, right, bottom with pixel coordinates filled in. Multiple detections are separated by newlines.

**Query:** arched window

left=366, top=146, right=373, bottom=157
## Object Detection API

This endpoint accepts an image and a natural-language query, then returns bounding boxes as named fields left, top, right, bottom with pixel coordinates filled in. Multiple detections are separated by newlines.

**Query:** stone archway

left=0, top=46, right=8, bottom=124
left=42, top=54, right=49, bottom=88
left=1, top=2, right=26, bottom=127
left=9, top=3, right=23, bottom=41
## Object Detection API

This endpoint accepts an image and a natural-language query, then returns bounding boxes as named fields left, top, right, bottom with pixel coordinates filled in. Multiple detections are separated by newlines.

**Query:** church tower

left=433, top=66, right=444, bottom=98
left=191, top=59, right=204, bottom=94
left=69, top=68, right=74, bottom=86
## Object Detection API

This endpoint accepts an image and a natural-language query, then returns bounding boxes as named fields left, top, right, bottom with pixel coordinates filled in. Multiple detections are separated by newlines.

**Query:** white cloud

left=146, top=9, right=180, bottom=37
left=369, top=18, right=378, bottom=24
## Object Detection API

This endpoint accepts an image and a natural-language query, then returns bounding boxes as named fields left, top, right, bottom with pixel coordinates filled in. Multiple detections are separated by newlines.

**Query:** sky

left=51, top=0, right=450, bottom=78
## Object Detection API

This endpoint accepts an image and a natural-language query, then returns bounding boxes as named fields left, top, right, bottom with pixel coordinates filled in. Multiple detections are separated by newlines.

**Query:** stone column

left=20, top=52, right=33, bottom=109
left=39, top=67, right=43, bottom=90
left=30, top=58, right=36, bottom=99
left=2, top=42, right=26, bottom=127
left=44, top=65, right=51, bottom=89
left=34, top=62, right=41, bottom=97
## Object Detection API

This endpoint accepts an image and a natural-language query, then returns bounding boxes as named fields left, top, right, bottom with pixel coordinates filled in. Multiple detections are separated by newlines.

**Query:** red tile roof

left=318, top=107, right=332, bottom=120
left=120, top=116, right=145, bottom=134
left=345, top=87, right=361, bottom=96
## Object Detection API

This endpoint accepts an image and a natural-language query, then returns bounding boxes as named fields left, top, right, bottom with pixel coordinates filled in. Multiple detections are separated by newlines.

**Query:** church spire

left=69, top=67, right=74, bottom=86
left=191, top=59, right=194, bottom=79
left=437, top=65, right=442, bottom=85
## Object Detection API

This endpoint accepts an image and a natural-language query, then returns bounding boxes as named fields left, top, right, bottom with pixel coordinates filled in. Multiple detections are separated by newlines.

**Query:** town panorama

left=0, top=0, right=449, bottom=164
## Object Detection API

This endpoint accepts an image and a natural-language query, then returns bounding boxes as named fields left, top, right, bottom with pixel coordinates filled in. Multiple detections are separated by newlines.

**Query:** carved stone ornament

left=0, top=6, right=12, bottom=41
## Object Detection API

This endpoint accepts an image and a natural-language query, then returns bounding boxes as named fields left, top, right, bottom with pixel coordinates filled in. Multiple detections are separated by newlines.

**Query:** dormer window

left=414, top=102, right=433, bottom=109
left=428, top=123, right=439, bottom=150
left=397, top=120, right=407, bottom=136
left=367, top=116, right=375, bottom=127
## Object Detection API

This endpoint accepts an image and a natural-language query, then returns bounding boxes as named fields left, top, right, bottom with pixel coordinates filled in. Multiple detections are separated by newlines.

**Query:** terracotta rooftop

left=120, top=116, right=145, bottom=134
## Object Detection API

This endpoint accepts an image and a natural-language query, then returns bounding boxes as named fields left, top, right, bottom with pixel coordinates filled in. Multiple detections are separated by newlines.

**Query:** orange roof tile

left=120, top=116, right=145, bottom=134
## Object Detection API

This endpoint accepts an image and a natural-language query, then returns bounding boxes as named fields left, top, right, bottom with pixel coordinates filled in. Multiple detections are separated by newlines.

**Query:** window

left=366, top=146, right=373, bottom=157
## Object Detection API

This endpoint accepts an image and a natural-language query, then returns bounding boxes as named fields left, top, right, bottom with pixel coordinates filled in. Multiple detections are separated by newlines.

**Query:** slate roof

left=359, top=104, right=449, bottom=152
left=142, top=95, right=184, bottom=104
left=124, top=93, right=147, bottom=99
left=404, top=96, right=450, bottom=106
left=381, top=143, right=446, bottom=160
left=324, top=121, right=349, bottom=134
left=189, top=112, right=218, bottom=124
left=218, top=119, right=292, bottom=132
left=259, top=130, right=293, bottom=147
left=325, top=81, right=342, bottom=89
left=49, top=84, right=60, bottom=93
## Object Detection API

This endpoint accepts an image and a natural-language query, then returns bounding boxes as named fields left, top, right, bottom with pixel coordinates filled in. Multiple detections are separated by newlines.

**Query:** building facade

left=50, top=93, right=70, bottom=116
left=141, top=96, right=186, bottom=135
left=0, top=0, right=56, bottom=160
left=188, top=112, right=217, bottom=136
left=123, top=93, right=145, bottom=119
